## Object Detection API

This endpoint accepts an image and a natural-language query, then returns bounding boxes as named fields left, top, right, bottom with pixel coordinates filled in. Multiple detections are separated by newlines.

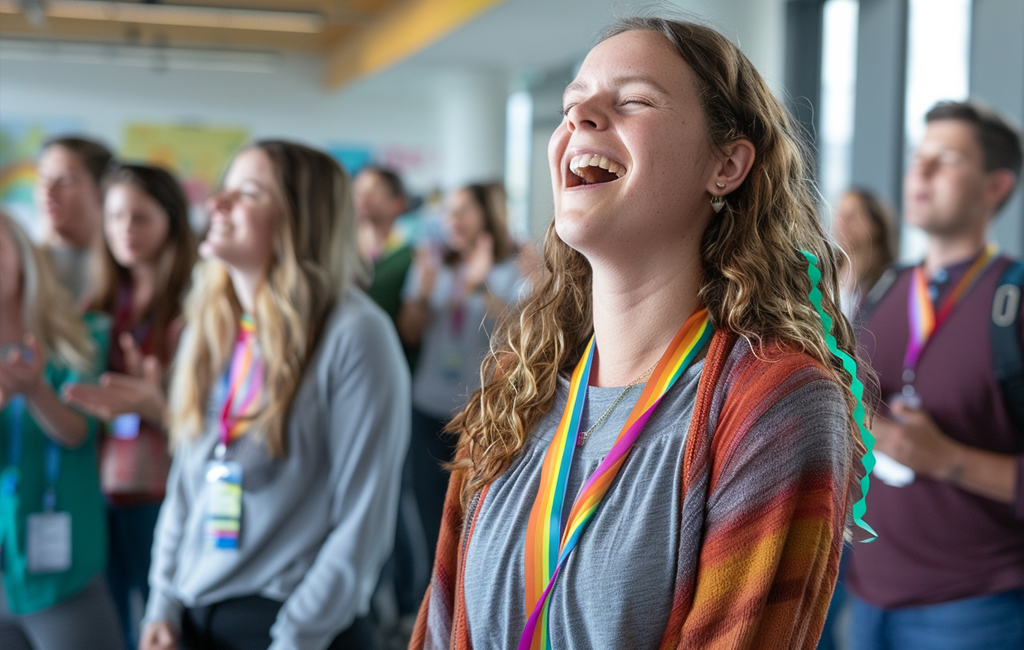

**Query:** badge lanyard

left=519, top=307, right=713, bottom=650
left=902, top=244, right=997, bottom=398
left=215, top=314, right=263, bottom=459
left=4, top=395, right=61, bottom=510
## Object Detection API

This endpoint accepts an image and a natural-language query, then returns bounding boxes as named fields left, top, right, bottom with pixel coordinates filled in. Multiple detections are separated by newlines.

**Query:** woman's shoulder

left=319, top=288, right=403, bottom=359
left=715, top=334, right=841, bottom=404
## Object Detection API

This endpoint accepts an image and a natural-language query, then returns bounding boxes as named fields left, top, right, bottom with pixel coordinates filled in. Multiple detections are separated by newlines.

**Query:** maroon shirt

left=846, top=252, right=1024, bottom=608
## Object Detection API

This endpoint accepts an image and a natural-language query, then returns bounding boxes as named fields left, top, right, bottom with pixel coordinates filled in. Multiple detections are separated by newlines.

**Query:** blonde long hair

left=449, top=17, right=861, bottom=504
left=1, top=211, right=95, bottom=373
left=167, top=141, right=365, bottom=456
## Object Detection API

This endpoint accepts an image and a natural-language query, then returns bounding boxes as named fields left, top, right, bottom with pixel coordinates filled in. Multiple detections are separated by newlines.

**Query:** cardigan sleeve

left=672, top=355, right=851, bottom=650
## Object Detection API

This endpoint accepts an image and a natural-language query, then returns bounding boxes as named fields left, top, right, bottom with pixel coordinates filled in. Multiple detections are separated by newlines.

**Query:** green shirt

left=0, top=314, right=109, bottom=615
left=365, top=243, right=418, bottom=370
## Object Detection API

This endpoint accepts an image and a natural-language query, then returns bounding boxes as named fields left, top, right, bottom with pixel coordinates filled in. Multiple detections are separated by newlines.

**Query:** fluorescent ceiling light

left=0, top=37, right=282, bottom=72
left=0, top=0, right=325, bottom=33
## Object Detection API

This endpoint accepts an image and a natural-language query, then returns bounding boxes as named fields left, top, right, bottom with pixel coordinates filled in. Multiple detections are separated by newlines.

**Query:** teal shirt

left=0, top=314, right=109, bottom=615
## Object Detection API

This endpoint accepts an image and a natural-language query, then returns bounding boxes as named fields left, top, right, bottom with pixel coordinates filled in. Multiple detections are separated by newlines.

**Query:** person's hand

left=63, top=355, right=166, bottom=424
left=464, top=232, right=495, bottom=292
left=0, top=334, right=46, bottom=409
left=414, top=246, right=440, bottom=301
left=873, top=401, right=963, bottom=481
left=140, top=621, right=176, bottom=650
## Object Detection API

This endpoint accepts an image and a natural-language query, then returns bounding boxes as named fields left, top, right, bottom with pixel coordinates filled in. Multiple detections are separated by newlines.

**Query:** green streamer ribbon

left=802, top=250, right=877, bottom=541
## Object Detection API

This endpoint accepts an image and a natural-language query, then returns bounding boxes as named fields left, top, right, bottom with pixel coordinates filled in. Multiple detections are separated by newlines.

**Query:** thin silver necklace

left=576, top=383, right=636, bottom=447
left=576, top=361, right=657, bottom=447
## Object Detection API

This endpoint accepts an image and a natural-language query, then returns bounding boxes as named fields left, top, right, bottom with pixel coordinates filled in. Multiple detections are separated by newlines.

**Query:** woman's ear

left=707, top=138, right=756, bottom=196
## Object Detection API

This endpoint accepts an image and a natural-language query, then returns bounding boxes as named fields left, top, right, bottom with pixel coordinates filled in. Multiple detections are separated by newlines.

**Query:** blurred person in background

left=0, top=212, right=121, bottom=650
left=34, top=137, right=114, bottom=304
left=832, top=188, right=897, bottom=321
left=354, top=165, right=418, bottom=366
left=396, top=182, right=523, bottom=572
left=139, top=141, right=408, bottom=650
left=61, top=164, right=197, bottom=650
left=846, top=100, right=1024, bottom=650
left=412, top=17, right=863, bottom=649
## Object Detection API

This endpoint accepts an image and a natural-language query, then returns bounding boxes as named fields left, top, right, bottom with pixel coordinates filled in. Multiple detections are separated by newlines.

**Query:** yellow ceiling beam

left=324, top=0, right=507, bottom=90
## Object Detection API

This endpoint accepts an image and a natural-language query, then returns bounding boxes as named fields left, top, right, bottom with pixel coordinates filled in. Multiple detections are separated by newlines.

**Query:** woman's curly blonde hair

left=448, top=17, right=863, bottom=506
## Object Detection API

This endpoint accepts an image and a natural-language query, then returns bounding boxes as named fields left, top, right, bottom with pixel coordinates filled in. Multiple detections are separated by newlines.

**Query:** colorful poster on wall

left=121, top=123, right=248, bottom=228
left=0, top=118, right=82, bottom=239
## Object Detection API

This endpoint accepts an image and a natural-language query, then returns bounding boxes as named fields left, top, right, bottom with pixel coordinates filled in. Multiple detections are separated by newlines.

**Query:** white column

left=435, top=68, right=508, bottom=190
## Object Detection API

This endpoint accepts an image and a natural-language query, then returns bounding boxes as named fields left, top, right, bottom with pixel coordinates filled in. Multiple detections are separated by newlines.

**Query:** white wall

left=0, top=46, right=447, bottom=192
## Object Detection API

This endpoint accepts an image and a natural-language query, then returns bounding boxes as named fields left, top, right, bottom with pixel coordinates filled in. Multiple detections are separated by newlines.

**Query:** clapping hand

left=0, top=334, right=45, bottom=410
left=63, top=333, right=167, bottom=424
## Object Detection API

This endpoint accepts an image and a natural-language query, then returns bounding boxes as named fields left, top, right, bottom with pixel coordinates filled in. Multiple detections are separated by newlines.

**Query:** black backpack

left=860, top=259, right=1024, bottom=433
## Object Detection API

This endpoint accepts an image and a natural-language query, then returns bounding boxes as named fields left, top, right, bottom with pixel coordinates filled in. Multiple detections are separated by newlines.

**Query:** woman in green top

left=0, top=212, right=124, bottom=650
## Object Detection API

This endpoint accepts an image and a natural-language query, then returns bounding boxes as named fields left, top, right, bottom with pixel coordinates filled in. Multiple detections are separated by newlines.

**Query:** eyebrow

left=563, top=75, right=672, bottom=101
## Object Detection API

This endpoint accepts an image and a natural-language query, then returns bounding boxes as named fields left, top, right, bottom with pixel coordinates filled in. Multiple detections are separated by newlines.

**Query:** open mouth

left=566, top=153, right=626, bottom=188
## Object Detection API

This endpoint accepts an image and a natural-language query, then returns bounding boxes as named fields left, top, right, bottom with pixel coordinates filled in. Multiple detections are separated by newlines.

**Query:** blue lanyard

left=5, top=395, right=62, bottom=511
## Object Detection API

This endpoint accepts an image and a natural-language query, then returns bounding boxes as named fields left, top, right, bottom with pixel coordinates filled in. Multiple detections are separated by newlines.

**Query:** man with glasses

left=846, top=100, right=1024, bottom=649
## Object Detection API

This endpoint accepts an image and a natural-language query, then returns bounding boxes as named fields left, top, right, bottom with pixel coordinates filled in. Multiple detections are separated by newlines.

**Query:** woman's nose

left=566, top=99, right=605, bottom=133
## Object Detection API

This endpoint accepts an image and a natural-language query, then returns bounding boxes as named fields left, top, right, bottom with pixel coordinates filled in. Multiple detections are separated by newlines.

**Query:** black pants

left=409, top=407, right=458, bottom=569
left=181, top=596, right=376, bottom=650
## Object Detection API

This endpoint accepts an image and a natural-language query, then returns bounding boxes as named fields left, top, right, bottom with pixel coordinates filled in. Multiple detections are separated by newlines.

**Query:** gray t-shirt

left=403, top=257, right=524, bottom=419
left=46, top=244, right=92, bottom=304
left=144, top=289, right=410, bottom=650
left=463, top=359, right=704, bottom=649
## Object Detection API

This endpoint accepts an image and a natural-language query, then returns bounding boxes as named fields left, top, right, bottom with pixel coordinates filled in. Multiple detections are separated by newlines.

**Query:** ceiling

left=0, top=0, right=510, bottom=87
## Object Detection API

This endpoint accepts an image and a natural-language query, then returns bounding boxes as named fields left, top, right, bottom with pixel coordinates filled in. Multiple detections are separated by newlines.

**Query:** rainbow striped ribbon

left=219, top=314, right=264, bottom=444
left=520, top=307, right=713, bottom=650
left=905, top=244, right=997, bottom=370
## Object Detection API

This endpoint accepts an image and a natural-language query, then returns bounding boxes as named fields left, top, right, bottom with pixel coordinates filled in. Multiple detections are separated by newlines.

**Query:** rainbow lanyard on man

left=520, top=307, right=713, bottom=650
left=904, top=244, right=997, bottom=375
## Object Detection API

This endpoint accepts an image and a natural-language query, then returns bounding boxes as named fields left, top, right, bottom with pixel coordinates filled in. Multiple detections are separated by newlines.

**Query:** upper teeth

left=569, top=154, right=625, bottom=178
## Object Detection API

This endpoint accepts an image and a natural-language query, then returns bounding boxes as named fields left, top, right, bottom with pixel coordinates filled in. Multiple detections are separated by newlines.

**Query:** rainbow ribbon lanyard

left=217, top=314, right=264, bottom=455
left=520, top=307, right=713, bottom=650
left=904, top=244, right=997, bottom=377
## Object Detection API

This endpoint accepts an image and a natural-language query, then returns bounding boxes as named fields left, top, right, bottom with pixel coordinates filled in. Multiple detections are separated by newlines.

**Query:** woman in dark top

left=63, top=164, right=196, bottom=649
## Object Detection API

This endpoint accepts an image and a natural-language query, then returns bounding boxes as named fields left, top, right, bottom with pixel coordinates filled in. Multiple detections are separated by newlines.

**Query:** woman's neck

left=227, top=266, right=264, bottom=314
left=589, top=249, right=703, bottom=388
left=0, top=297, right=25, bottom=345
left=129, top=263, right=158, bottom=320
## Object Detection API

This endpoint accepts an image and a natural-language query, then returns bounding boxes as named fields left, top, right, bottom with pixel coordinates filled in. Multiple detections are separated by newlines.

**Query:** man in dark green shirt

left=354, top=165, right=418, bottom=370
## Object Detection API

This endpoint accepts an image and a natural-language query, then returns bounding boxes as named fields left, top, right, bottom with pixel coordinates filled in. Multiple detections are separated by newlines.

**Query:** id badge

left=204, top=461, right=242, bottom=551
left=27, top=511, right=72, bottom=573
left=110, top=413, right=141, bottom=440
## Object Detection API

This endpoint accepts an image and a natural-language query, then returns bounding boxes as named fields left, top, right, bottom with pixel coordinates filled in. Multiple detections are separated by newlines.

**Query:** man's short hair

left=359, top=165, right=405, bottom=200
left=42, top=136, right=115, bottom=189
left=926, top=100, right=1023, bottom=177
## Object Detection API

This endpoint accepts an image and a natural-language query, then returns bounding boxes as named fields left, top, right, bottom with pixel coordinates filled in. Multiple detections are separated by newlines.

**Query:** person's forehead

left=39, top=146, right=85, bottom=174
left=920, top=120, right=982, bottom=155
left=572, top=30, right=691, bottom=95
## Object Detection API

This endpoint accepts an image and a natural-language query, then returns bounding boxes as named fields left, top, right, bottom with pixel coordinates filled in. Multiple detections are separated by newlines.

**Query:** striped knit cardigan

left=410, top=330, right=852, bottom=650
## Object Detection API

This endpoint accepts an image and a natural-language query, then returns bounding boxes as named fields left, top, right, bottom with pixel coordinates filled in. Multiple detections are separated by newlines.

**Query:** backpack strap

left=992, top=259, right=1024, bottom=435
left=859, top=263, right=913, bottom=323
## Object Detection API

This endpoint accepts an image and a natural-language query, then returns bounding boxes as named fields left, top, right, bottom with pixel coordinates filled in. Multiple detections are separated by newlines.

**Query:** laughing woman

left=411, top=18, right=866, bottom=650
left=139, top=141, right=409, bottom=650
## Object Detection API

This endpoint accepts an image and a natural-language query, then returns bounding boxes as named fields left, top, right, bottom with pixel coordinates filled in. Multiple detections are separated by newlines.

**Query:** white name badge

left=873, top=451, right=916, bottom=487
left=27, top=511, right=72, bottom=574
left=110, top=413, right=141, bottom=440
left=204, top=461, right=242, bottom=551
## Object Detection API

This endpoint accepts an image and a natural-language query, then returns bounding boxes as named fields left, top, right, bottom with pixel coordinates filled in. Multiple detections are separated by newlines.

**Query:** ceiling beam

left=323, top=0, right=506, bottom=90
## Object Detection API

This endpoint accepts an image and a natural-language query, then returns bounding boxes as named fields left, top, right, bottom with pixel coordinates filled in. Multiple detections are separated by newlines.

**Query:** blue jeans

left=849, top=590, right=1024, bottom=650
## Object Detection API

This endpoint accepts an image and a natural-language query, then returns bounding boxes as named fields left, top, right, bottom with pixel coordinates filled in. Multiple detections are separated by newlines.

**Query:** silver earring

left=715, top=182, right=726, bottom=188
left=711, top=195, right=726, bottom=213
